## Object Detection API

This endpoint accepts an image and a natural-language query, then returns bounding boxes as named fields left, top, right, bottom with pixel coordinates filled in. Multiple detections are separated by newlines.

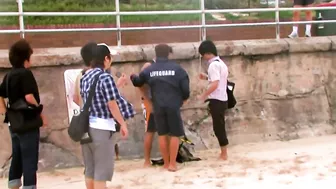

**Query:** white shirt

left=89, top=116, right=116, bottom=131
left=207, top=56, right=228, bottom=101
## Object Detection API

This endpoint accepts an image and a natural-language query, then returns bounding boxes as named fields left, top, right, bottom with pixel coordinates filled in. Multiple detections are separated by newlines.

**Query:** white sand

left=2, top=135, right=336, bottom=189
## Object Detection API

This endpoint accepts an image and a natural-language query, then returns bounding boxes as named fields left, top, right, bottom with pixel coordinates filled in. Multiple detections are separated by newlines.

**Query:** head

left=80, top=41, right=97, bottom=67
left=198, top=40, right=218, bottom=61
left=9, top=39, right=33, bottom=68
left=91, top=43, right=118, bottom=70
left=155, top=44, right=173, bottom=59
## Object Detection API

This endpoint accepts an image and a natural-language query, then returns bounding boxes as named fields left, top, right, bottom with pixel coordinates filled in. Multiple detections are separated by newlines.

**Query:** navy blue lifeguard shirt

left=131, top=57, right=190, bottom=109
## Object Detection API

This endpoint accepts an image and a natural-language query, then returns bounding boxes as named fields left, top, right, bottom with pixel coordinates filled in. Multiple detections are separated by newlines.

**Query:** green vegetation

left=0, top=0, right=210, bottom=26
left=0, top=0, right=303, bottom=26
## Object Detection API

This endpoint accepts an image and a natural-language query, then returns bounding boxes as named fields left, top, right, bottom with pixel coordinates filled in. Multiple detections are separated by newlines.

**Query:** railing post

left=275, top=0, right=280, bottom=39
left=115, top=0, right=121, bottom=47
left=200, top=0, right=206, bottom=41
left=17, top=0, right=25, bottom=38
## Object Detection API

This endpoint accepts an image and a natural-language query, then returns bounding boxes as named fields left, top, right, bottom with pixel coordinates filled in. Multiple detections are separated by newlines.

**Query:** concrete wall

left=0, top=36, right=335, bottom=176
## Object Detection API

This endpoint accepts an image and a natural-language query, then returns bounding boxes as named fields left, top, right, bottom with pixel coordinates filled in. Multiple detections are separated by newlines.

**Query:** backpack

left=151, top=136, right=201, bottom=165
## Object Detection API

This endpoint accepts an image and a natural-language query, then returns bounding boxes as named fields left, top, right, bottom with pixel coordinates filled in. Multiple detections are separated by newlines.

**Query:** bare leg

left=85, top=177, right=94, bottom=189
left=115, top=144, right=119, bottom=160
left=158, top=135, right=170, bottom=169
left=93, top=180, right=106, bottom=189
left=144, top=132, right=154, bottom=167
left=220, top=146, right=228, bottom=160
left=168, top=136, right=180, bottom=172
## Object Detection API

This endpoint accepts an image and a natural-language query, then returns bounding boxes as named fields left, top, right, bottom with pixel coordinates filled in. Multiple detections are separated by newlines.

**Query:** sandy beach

left=1, top=135, right=336, bottom=189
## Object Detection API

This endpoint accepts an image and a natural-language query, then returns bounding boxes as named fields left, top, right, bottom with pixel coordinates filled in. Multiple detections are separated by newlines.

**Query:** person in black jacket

left=130, top=44, right=190, bottom=172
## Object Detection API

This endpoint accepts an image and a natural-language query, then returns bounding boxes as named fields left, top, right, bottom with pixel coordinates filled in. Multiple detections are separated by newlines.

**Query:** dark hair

left=155, top=44, right=172, bottom=58
left=9, top=39, right=33, bottom=68
left=80, top=41, right=97, bottom=67
left=198, top=40, right=218, bottom=56
left=91, top=44, right=111, bottom=69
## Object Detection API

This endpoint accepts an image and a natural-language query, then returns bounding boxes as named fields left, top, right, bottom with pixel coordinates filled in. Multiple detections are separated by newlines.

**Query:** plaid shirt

left=80, top=68, right=135, bottom=120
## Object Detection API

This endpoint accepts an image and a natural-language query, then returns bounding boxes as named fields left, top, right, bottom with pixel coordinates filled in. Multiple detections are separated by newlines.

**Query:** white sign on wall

left=64, top=69, right=82, bottom=123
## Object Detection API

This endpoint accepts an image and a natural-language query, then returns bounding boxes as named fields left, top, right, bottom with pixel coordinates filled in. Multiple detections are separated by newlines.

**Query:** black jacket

left=131, top=58, right=190, bottom=109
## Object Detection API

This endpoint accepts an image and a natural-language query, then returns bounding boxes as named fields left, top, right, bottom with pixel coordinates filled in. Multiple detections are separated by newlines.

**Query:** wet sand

left=1, top=135, right=336, bottom=189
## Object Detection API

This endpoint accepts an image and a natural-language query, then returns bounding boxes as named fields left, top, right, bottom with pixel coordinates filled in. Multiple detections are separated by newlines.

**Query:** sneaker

left=288, top=32, right=298, bottom=38
left=305, top=32, right=312, bottom=37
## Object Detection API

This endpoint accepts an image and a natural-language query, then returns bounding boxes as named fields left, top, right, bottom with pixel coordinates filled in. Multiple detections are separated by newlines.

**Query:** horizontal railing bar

left=25, top=28, right=119, bottom=33
left=120, top=25, right=202, bottom=31
left=205, top=6, right=336, bottom=13
left=279, top=20, right=336, bottom=25
left=20, top=12, right=117, bottom=16
left=0, top=20, right=336, bottom=34
left=0, top=29, right=20, bottom=34
left=0, top=6, right=335, bottom=17
left=0, top=12, right=19, bottom=16
left=205, top=22, right=277, bottom=28
left=119, top=10, right=202, bottom=15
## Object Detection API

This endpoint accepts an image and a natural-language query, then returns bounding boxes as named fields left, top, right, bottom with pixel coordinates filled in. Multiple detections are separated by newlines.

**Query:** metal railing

left=0, top=0, right=336, bottom=46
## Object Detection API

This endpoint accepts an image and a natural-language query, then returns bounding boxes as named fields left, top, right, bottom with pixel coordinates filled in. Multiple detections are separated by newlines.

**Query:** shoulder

left=18, top=68, right=34, bottom=76
left=209, top=59, right=226, bottom=69
left=99, top=72, right=115, bottom=84
left=171, top=62, right=188, bottom=76
left=141, top=62, right=152, bottom=71
left=17, top=69, right=35, bottom=81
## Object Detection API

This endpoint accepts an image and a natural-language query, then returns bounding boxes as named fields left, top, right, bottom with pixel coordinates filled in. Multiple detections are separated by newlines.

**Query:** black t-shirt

left=0, top=68, right=40, bottom=105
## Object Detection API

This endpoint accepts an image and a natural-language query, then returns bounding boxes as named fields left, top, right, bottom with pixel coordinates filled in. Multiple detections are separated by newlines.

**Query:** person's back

left=130, top=44, right=190, bottom=172
left=144, top=58, right=189, bottom=110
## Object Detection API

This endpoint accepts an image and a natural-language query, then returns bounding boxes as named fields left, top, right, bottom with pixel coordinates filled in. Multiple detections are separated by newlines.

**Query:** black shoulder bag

left=68, top=72, right=102, bottom=142
left=6, top=72, right=43, bottom=133
left=227, top=80, right=236, bottom=109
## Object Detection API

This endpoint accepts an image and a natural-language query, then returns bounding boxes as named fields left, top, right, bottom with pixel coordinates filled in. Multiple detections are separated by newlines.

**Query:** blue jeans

left=8, top=127, right=39, bottom=189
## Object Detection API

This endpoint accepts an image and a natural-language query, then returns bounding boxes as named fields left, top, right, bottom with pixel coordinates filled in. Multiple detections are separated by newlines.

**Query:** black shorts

left=146, top=113, right=156, bottom=133
left=153, top=107, right=184, bottom=137
left=294, top=0, right=314, bottom=6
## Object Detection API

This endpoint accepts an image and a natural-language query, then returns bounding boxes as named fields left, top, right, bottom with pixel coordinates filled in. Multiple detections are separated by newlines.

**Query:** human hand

left=120, top=124, right=129, bottom=139
left=117, top=73, right=128, bottom=87
left=183, top=100, right=188, bottom=106
left=197, top=94, right=207, bottom=103
left=199, top=73, right=208, bottom=80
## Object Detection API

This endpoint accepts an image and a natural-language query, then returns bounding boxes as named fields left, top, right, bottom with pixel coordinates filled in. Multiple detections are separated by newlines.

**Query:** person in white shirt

left=198, top=40, right=229, bottom=160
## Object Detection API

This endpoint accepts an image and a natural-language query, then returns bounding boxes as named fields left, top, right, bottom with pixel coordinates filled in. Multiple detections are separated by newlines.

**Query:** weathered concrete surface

left=0, top=37, right=335, bottom=176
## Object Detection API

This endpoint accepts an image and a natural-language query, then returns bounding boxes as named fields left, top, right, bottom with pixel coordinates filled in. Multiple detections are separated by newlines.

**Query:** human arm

left=116, top=73, right=128, bottom=88
left=180, top=69, right=190, bottom=102
left=137, top=62, right=153, bottom=109
left=199, top=73, right=208, bottom=80
left=199, top=63, right=223, bottom=101
left=102, top=76, right=128, bottom=138
left=130, top=69, right=148, bottom=87
left=0, top=78, right=6, bottom=114
left=73, top=73, right=82, bottom=106
left=22, top=70, right=47, bottom=125
left=22, top=71, right=39, bottom=106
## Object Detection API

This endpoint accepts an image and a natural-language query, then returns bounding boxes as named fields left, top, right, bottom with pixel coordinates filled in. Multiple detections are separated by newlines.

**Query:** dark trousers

left=208, top=99, right=228, bottom=147
left=8, top=127, right=40, bottom=189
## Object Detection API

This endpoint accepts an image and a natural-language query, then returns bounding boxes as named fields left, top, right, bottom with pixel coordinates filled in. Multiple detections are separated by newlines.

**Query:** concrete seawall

left=0, top=36, right=335, bottom=176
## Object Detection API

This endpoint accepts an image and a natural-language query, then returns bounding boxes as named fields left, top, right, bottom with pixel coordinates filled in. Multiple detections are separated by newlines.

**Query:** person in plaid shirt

left=74, top=42, right=135, bottom=160
left=80, top=43, right=133, bottom=189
